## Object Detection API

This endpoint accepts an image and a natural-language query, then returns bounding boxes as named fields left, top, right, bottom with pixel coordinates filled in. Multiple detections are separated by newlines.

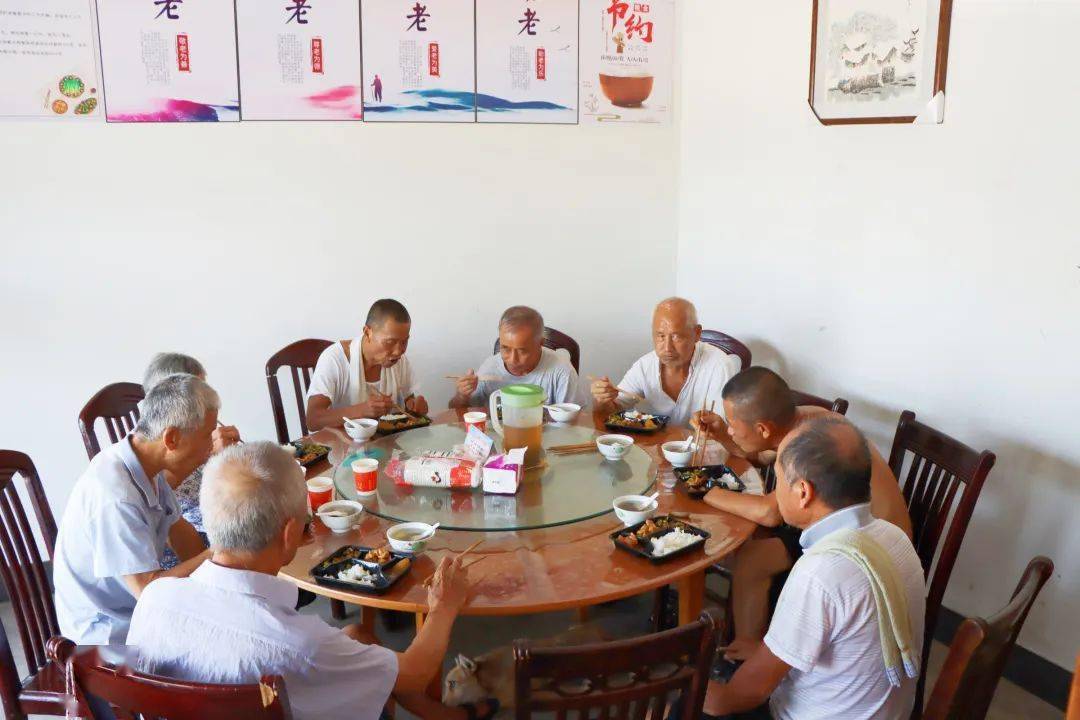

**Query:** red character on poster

left=311, top=37, right=323, bottom=73
left=536, top=48, right=546, bottom=79
left=428, top=42, right=440, bottom=77
left=176, top=34, right=190, bottom=72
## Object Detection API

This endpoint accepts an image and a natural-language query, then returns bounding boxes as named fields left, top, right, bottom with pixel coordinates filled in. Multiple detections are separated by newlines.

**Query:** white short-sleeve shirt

left=306, top=341, right=419, bottom=409
left=128, top=562, right=398, bottom=720
left=53, top=435, right=181, bottom=644
left=764, top=505, right=926, bottom=720
left=470, top=347, right=583, bottom=407
left=615, top=342, right=741, bottom=428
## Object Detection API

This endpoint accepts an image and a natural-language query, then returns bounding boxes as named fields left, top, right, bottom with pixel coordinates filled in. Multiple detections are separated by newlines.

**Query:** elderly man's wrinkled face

left=652, top=310, right=701, bottom=370
left=168, top=409, right=217, bottom=476
left=500, top=325, right=543, bottom=377
left=364, top=319, right=411, bottom=367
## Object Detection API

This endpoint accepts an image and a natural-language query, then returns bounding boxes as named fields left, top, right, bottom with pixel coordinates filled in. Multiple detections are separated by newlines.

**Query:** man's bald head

left=653, top=297, right=699, bottom=329
left=778, top=416, right=871, bottom=511
left=721, top=367, right=797, bottom=427
left=201, top=442, right=307, bottom=553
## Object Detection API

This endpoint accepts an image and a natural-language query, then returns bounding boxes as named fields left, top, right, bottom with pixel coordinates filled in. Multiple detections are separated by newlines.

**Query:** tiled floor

left=2, top=592, right=1063, bottom=719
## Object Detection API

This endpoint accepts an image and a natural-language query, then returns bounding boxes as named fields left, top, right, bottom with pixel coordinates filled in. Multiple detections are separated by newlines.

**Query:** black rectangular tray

left=377, top=414, right=433, bottom=436
left=610, top=515, right=711, bottom=564
left=289, top=440, right=330, bottom=468
left=604, top=411, right=670, bottom=435
left=311, top=545, right=412, bottom=594
left=673, top=464, right=746, bottom=499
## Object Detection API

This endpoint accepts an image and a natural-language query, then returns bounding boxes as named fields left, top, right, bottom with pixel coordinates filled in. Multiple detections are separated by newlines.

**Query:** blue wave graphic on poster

left=365, top=89, right=568, bottom=114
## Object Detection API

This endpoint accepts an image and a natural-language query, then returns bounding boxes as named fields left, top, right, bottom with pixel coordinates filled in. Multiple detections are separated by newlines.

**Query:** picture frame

left=809, top=0, right=954, bottom=125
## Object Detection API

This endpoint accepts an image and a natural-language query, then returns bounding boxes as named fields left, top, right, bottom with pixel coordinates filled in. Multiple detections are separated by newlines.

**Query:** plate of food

left=311, top=545, right=412, bottom=594
left=604, top=410, right=670, bottom=434
left=287, top=440, right=331, bottom=467
left=673, top=464, right=746, bottom=499
left=610, top=515, right=711, bottom=564
left=377, top=412, right=432, bottom=435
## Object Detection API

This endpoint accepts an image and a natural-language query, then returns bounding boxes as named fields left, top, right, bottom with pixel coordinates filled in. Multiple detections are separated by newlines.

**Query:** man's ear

left=693, top=324, right=703, bottom=342
left=161, top=426, right=182, bottom=452
left=281, top=516, right=301, bottom=554
left=756, top=421, right=772, bottom=440
left=795, top=477, right=815, bottom=509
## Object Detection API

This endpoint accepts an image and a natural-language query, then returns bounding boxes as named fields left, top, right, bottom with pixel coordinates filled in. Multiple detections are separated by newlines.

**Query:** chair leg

left=331, top=599, right=348, bottom=620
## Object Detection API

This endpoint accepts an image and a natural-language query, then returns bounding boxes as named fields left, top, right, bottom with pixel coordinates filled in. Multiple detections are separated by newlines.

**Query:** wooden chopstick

left=586, top=376, right=645, bottom=403
left=423, top=539, right=487, bottom=587
left=694, top=400, right=716, bottom=466
left=548, top=442, right=598, bottom=452
left=444, top=374, right=500, bottom=382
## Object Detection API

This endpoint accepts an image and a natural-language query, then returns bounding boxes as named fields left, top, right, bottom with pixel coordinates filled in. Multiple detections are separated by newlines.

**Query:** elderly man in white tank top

left=591, top=297, right=741, bottom=428
left=306, top=298, right=430, bottom=431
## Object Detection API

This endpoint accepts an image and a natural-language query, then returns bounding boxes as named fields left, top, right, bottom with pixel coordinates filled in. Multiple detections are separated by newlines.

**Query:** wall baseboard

left=933, top=606, right=1071, bottom=711
left=1, top=570, right=1069, bottom=709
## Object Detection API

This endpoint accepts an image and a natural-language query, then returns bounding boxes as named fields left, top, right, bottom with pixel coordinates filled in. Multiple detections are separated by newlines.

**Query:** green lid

left=499, top=384, right=545, bottom=408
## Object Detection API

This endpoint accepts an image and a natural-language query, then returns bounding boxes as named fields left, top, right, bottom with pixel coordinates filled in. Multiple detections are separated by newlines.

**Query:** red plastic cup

left=306, top=477, right=334, bottom=511
left=352, top=458, right=379, bottom=495
left=463, top=411, right=488, bottom=434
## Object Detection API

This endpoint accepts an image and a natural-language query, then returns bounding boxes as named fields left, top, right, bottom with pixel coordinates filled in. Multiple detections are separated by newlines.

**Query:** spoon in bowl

left=416, top=522, right=440, bottom=540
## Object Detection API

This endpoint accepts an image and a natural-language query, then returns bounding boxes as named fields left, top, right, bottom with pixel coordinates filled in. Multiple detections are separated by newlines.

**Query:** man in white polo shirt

left=53, top=374, right=217, bottom=644
left=128, top=442, right=498, bottom=720
left=702, top=416, right=925, bottom=720
left=591, top=297, right=741, bottom=428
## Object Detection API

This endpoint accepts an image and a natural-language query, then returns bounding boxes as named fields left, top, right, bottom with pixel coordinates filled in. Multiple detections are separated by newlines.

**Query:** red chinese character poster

left=95, top=0, right=239, bottom=121
left=580, top=0, right=673, bottom=125
left=235, top=0, right=363, bottom=120
left=475, top=0, right=578, bottom=124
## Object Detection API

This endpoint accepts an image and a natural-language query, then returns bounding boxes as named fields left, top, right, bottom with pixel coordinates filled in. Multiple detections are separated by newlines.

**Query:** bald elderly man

left=307, top=298, right=429, bottom=431
left=591, top=297, right=741, bottom=427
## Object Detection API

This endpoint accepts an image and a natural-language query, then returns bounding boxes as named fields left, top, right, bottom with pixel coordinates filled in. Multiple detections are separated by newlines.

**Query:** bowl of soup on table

left=546, top=403, right=581, bottom=423
left=387, top=522, right=437, bottom=554
left=316, top=501, right=364, bottom=533
left=613, top=494, right=658, bottom=526
left=596, top=434, right=634, bottom=460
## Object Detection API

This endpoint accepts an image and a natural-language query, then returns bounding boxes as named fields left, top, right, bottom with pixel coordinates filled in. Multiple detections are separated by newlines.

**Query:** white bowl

left=387, top=522, right=437, bottom=554
left=547, top=403, right=581, bottom=423
left=661, top=440, right=698, bottom=468
left=315, top=500, right=364, bottom=533
left=344, top=418, right=379, bottom=441
left=596, top=434, right=634, bottom=461
left=612, top=495, right=658, bottom=526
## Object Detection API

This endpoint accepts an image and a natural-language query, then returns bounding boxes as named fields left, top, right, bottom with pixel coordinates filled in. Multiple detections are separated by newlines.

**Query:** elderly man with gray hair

left=53, top=374, right=217, bottom=644
left=128, top=441, right=495, bottom=720
left=450, top=305, right=582, bottom=408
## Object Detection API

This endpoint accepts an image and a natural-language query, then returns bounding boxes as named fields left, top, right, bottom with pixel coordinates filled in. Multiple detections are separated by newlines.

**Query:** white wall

left=676, top=0, right=1080, bottom=669
left=0, top=119, right=678, bottom=525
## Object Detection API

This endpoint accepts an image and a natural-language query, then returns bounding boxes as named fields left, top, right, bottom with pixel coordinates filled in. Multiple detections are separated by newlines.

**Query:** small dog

left=443, top=624, right=609, bottom=713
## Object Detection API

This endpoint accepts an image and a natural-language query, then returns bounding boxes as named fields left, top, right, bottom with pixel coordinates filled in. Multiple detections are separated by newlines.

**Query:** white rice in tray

left=650, top=528, right=704, bottom=556
left=337, top=564, right=378, bottom=585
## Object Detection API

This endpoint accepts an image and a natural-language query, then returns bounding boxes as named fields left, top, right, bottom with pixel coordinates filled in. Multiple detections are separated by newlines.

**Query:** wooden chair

left=923, top=556, right=1054, bottom=720
left=888, top=410, right=996, bottom=716
left=514, top=609, right=720, bottom=719
left=700, top=330, right=751, bottom=370
left=46, top=638, right=292, bottom=719
left=77, top=382, right=145, bottom=460
left=265, top=339, right=332, bottom=445
left=493, top=326, right=581, bottom=373
left=790, top=388, right=849, bottom=415
left=0, top=451, right=64, bottom=719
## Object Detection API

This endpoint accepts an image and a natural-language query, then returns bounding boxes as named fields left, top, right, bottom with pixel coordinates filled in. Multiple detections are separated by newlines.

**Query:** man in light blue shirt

left=53, top=374, right=220, bottom=644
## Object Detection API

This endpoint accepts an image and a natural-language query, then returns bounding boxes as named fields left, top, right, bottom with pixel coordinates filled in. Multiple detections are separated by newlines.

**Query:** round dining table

left=279, top=408, right=758, bottom=638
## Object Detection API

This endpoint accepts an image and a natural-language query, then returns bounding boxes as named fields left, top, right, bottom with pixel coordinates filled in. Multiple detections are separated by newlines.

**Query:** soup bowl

left=612, top=495, right=658, bottom=526
left=387, top=522, right=437, bottom=554
left=596, top=434, right=634, bottom=461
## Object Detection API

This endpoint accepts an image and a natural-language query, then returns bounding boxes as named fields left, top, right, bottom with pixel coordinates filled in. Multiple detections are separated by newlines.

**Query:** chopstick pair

left=692, top=400, right=716, bottom=466
left=444, top=374, right=501, bottom=382
left=422, top=539, right=485, bottom=587
left=547, top=442, right=599, bottom=456
left=586, top=376, right=645, bottom=403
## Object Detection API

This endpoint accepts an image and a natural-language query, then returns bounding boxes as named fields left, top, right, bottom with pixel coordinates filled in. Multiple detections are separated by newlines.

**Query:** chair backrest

left=493, top=326, right=581, bottom=373
left=699, top=330, right=751, bottom=370
left=47, top=639, right=293, bottom=720
left=78, top=382, right=145, bottom=460
left=265, top=339, right=333, bottom=445
left=887, top=410, right=995, bottom=715
left=790, top=388, right=849, bottom=415
left=923, top=556, right=1054, bottom=720
left=513, top=609, right=720, bottom=719
left=0, top=451, right=60, bottom=713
